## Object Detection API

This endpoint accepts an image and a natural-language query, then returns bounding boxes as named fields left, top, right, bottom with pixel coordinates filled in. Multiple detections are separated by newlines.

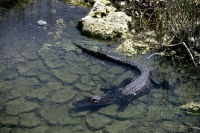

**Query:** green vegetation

left=114, top=0, right=200, bottom=65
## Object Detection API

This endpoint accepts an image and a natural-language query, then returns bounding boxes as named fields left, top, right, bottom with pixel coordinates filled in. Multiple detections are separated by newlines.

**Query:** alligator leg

left=150, top=76, right=171, bottom=90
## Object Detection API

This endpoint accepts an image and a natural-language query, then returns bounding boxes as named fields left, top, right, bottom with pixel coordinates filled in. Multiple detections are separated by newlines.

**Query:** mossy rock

left=5, top=98, right=39, bottom=115
left=117, top=103, right=147, bottom=120
left=97, top=104, right=118, bottom=116
left=52, top=69, right=78, bottom=84
left=46, top=81, right=63, bottom=91
left=86, top=113, right=113, bottom=131
left=19, top=113, right=41, bottom=128
left=27, top=87, right=50, bottom=101
left=105, top=120, right=135, bottom=133
left=42, top=105, right=81, bottom=125
left=0, top=127, right=11, bottom=133
left=50, top=88, right=75, bottom=103
left=0, top=115, right=18, bottom=125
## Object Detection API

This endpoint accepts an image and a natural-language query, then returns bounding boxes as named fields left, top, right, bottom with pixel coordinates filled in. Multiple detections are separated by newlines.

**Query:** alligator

left=72, top=43, right=169, bottom=108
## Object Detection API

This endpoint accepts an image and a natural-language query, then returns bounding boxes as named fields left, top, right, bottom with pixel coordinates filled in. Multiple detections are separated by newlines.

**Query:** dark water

left=0, top=0, right=200, bottom=132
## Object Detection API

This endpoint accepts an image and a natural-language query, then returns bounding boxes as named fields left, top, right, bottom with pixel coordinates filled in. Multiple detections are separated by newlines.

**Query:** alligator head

left=72, top=94, right=122, bottom=107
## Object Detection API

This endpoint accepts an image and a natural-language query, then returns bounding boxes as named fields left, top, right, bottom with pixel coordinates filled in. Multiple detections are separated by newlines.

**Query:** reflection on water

left=0, top=0, right=200, bottom=133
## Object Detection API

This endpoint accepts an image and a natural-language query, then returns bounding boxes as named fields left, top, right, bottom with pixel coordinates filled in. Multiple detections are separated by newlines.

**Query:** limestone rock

left=75, top=82, right=93, bottom=91
left=179, top=101, right=200, bottom=113
left=86, top=113, right=112, bottom=130
left=42, top=105, right=81, bottom=125
left=0, top=115, right=18, bottom=125
left=52, top=69, right=78, bottom=84
left=19, top=113, right=41, bottom=128
left=117, top=103, right=146, bottom=120
left=22, top=42, right=40, bottom=60
left=78, top=1, right=132, bottom=39
left=98, top=104, right=118, bottom=116
left=46, top=81, right=63, bottom=91
left=50, top=88, right=75, bottom=103
left=105, top=120, right=135, bottom=133
left=5, top=98, right=39, bottom=115
left=117, top=39, right=150, bottom=56
left=27, top=87, right=50, bottom=101
left=0, top=127, right=11, bottom=133
left=37, top=20, right=47, bottom=26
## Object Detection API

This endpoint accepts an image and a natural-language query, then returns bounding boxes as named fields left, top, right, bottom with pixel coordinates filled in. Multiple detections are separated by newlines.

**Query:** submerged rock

left=22, top=42, right=40, bottom=60
left=5, top=98, right=39, bottom=115
left=105, top=120, right=135, bottom=133
left=0, top=127, right=11, bottom=133
left=27, top=87, right=50, bottom=101
left=38, top=43, right=67, bottom=69
left=19, top=113, right=41, bottom=128
left=98, top=105, right=118, bottom=116
left=86, top=113, right=112, bottom=130
left=50, top=88, right=75, bottom=103
left=53, top=69, right=78, bottom=84
left=42, top=105, right=81, bottom=125
left=117, top=103, right=146, bottom=120
left=0, top=115, right=18, bottom=125
left=46, top=81, right=63, bottom=91
left=17, top=60, right=45, bottom=76
left=75, top=82, right=94, bottom=91
left=78, top=1, right=132, bottom=39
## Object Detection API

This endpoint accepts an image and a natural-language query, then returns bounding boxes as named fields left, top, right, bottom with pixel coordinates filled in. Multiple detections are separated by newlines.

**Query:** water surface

left=0, top=0, right=200, bottom=132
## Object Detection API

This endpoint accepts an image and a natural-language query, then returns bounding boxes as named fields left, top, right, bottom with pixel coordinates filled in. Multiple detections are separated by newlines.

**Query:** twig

left=165, top=42, right=197, bottom=66
left=148, top=52, right=163, bottom=59
left=148, top=42, right=197, bottom=66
